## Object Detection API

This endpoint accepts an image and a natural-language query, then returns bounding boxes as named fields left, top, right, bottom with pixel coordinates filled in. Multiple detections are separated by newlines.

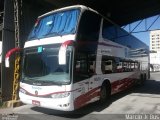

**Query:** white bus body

left=19, top=5, right=149, bottom=111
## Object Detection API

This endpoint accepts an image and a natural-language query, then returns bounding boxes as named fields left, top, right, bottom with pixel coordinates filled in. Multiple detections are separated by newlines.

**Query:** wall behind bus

left=0, top=0, right=55, bottom=102
left=1, top=0, right=55, bottom=102
left=20, top=0, right=54, bottom=47
left=2, top=0, right=15, bottom=101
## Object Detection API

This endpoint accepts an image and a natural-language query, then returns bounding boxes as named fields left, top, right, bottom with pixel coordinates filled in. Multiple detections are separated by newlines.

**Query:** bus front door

left=73, top=76, right=89, bottom=109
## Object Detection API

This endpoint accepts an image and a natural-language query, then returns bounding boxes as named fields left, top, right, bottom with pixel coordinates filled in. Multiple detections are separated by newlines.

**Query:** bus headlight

left=51, top=92, right=70, bottom=99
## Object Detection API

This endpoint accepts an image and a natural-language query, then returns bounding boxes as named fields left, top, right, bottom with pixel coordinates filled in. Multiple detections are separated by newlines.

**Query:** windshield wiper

left=22, top=77, right=42, bottom=84
left=42, top=81, right=63, bottom=85
left=22, top=77, right=69, bottom=85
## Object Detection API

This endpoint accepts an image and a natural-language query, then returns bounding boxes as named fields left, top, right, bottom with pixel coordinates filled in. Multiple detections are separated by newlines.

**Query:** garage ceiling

left=1, top=0, right=160, bottom=26
left=43, top=0, right=160, bottom=26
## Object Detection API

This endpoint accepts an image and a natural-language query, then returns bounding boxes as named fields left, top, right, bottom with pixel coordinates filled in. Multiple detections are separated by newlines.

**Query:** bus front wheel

left=99, top=82, right=110, bottom=104
left=137, top=73, right=146, bottom=86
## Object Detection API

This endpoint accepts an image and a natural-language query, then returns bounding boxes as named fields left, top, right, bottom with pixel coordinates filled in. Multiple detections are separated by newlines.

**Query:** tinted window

left=101, top=56, right=116, bottom=74
left=77, top=10, right=101, bottom=42
left=22, top=46, right=72, bottom=85
left=102, top=20, right=117, bottom=41
left=74, top=52, right=96, bottom=82
left=101, top=55, right=140, bottom=74
left=28, top=9, right=80, bottom=40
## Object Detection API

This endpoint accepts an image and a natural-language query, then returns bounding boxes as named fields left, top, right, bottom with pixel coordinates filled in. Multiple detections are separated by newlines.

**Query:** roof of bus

left=39, top=5, right=98, bottom=18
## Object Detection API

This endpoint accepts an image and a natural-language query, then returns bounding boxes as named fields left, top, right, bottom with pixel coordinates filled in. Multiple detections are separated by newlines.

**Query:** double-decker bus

left=11, top=5, right=149, bottom=111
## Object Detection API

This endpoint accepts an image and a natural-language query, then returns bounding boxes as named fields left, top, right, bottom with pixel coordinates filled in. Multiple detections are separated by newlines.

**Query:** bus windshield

left=22, top=46, right=72, bottom=85
left=28, top=9, right=80, bottom=40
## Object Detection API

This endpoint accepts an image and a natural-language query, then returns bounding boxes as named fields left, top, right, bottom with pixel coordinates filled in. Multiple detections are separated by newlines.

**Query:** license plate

left=32, top=100, right=40, bottom=106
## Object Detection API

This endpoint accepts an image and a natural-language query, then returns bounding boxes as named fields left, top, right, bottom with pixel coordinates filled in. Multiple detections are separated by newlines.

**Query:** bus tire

left=143, top=73, right=147, bottom=81
left=138, top=74, right=146, bottom=86
left=99, top=81, right=110, bottom=104
left=148, top=70, right=150, bottom=79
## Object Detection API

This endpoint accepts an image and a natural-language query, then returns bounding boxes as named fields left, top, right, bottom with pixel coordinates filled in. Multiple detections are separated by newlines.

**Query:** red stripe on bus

left=74, top=74, right=137, bottom=109
left=74, top=86, right=100, bottom=109
left=20, top=87, right=81, bottom=97
left=111, top=74, right=137, bottom=94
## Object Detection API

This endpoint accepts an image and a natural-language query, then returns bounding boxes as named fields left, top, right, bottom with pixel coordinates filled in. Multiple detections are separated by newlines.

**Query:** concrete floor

left=0, top=72, right=160, bottom=120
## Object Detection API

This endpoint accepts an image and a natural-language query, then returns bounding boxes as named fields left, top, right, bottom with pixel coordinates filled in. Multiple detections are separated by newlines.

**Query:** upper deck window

left=28, top=9, right=80, bottom=40
left=77, top=10, right=101, bottom=42
left=102, top=20, right=117, bottom=41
